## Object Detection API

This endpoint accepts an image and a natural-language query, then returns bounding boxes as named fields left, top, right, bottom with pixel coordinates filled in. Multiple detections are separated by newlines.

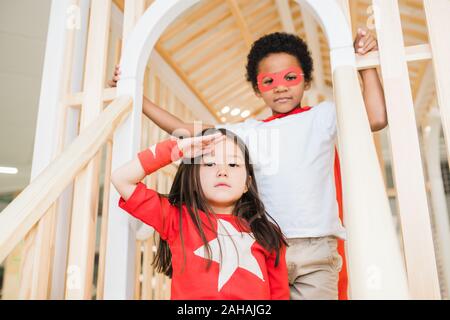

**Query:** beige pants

left=286, top=236, right=343, bottom=300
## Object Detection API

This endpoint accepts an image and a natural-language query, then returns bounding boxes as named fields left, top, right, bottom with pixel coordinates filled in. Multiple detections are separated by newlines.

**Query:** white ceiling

left=0, top=0, right=51, bottom=194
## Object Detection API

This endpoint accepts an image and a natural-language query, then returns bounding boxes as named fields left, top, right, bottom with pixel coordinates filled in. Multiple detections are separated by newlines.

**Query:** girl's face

left=256, top=52, right=310, bottom=115
left=199, top=137, right=248, bottom=214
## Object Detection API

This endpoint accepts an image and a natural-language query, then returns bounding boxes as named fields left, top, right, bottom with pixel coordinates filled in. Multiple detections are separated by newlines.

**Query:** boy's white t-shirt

left=216, top=101, right=346, bottom=239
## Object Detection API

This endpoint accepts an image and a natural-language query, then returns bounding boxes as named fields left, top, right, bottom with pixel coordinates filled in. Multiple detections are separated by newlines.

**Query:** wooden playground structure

left=1, top=0, right=450, bottom=299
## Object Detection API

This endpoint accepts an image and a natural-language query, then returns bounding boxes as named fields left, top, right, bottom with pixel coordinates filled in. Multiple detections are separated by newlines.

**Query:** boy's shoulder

left=312, top=100, right=336, bottom=110
left=310, top=100, right=337, bottom=119
left=215, top=117, right=258, bottom=130
left=214, top=117, right=259, bottom=138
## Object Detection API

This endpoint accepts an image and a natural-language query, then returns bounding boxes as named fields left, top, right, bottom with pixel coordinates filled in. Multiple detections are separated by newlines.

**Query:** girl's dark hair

left=153, top=128, right=287, bottom=278
left=246, top=32, right=314, bottom=92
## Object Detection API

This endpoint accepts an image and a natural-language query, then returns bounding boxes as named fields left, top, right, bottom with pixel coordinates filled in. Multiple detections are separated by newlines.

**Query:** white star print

left=193, top=219, right=265, bottom=291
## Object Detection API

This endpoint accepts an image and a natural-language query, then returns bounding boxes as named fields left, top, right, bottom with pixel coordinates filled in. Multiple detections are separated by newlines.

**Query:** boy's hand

left=177, top=133, right=225, bottom=159
left=354, top=27, right=378, bottom=55
left=108, top=64, right=121, bottom=88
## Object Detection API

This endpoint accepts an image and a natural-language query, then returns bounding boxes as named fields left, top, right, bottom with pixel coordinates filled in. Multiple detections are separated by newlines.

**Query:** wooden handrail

left=0, top=96, right=133, bottom=263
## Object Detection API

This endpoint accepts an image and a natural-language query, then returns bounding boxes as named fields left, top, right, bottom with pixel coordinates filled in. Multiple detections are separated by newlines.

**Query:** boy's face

left=256, top=53, right=310, bottom=115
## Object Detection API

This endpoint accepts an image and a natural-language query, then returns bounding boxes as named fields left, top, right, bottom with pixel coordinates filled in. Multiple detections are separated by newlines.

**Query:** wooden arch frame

left=106, top=0, right=410, bottom=299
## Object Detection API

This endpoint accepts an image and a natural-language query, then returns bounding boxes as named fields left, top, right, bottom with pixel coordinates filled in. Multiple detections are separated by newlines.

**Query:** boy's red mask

left=257, top=66, right=304, bottom=92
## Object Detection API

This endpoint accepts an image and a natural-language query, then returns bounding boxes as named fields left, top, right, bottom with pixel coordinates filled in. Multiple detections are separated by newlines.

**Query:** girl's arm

left=111, top=133, right=225, bottom=241
left=354, top=28, right=388, bottom=132
left=109, top=65, right=214, bottom=138
left=111, top=139, right=183, bottom=240
left=111, top=157, right=147, bottom=202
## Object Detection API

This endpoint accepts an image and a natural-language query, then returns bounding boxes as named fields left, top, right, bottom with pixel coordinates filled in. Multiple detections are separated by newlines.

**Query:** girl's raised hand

left=354, top=27, right=378, bottom=55
left=176, top=132, right=225, bottom=159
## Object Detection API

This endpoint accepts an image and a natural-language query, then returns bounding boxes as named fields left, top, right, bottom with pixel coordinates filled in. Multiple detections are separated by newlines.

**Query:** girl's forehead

left=204, top=138, right=245, bottom=160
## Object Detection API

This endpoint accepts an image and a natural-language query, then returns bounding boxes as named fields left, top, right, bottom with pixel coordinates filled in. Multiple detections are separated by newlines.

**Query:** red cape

left=263, top=106, right=348, bottom=300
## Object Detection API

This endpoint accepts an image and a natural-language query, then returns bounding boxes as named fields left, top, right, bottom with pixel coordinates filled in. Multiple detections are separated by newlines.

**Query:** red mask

left=257, top=66, right=304, bottom=92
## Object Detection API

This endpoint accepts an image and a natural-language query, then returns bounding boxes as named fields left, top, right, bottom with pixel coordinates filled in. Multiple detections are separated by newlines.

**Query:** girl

left=111, top=128, right=289, bottom=300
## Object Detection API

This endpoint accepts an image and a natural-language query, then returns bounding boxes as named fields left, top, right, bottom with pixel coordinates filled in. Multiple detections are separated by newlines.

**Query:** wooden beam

left=275, top=0, right=296, bottom=34
left=424, top=0, right=450, bottom=171
left=356, top=44, right=432, bottom=70
left=226, top=0, right=253, bottom=49
left=349, top=0, right=359, bottom=36
left=414, top=62, right=434, bottom=125
left=156, top=44, right=220, bottom=122
left=167, top=10, right=232, bottom=54
left=112, top=0, right=124, bottom=12
left=149, top=53, right=217, bottom=124
left=66, top=88, right=117, bottom=106
left=159, top=0, right=222, bottom=42
left=299, top=2, right=326, bottom=95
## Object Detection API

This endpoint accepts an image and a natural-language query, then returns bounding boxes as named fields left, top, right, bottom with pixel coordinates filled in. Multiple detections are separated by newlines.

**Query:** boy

left=110, top=29, right=387, bottom=299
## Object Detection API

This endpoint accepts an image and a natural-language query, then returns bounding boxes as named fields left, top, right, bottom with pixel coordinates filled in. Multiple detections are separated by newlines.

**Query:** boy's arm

left=142, top=96, right=214, bottom=137
left=109, top=65, right=214, bottom=137
left=358, top=68, right=388, bottom=132
left=354, top=28, right=388, bottom=132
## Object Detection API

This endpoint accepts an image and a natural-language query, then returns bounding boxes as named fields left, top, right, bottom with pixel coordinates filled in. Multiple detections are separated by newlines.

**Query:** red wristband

left=137, top=139, right=184, bottom=175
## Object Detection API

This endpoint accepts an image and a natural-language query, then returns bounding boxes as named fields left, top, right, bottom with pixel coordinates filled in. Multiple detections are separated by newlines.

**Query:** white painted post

left=30, top=1, right=75, bottom=178
left=424, top=0, right=450, bottom=169
left=373, top=0, right=440, bottom=299
left=423, top=108, right=450, bottom=299
left=21, top=0, right=82, bottom=299
left=298, top=0, right=409, bottom=298
left=104, top=0, right=204, bottom=300
left=50, top=0, right=91, bottom=300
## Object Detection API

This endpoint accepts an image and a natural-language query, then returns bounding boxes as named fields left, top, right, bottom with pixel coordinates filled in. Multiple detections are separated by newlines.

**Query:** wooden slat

left=424, top=0, right=450, bottom=170
left=95, top=140, right=113, bottom=300
left=160, top=0, right=222, bottom=42
left=192, top=48, right=244, bottom=86
left=156, top=44, right=220, bottom=122
left=373, top=0, right=440, bottom=299
left=66, top=88, right=118, bottom=106
left=134, top=240, right=143, bottom=300
left=167, top=10, right=232, bottom=54
left=141, top=236, right=154, bottom=300
left=1, top=242, right=23, bottom=299
left=184, top=36, right=246, bottom=77
left=300, top=2, right=326, bottom=93
left=226, top=0, right=253, bottom=49
left=18, top=205, right=57, bottom=299
left=356, top=44, right=432, bottom=70
left=65, top=0, right=113, bottom=300
left=275, top=0, right=296, bottom=33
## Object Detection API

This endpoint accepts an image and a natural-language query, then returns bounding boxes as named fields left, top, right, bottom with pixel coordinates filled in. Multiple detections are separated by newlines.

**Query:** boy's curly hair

left=246, top=32, right=314, bottom=92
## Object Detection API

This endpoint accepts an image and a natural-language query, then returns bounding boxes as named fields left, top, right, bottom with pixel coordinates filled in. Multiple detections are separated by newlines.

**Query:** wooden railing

left=0, top=96, right=132, bottom=264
